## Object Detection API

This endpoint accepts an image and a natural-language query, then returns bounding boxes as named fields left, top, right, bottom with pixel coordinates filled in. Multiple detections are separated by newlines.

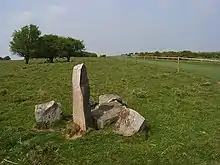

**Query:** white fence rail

left=137, top=56, right=220, bottom=63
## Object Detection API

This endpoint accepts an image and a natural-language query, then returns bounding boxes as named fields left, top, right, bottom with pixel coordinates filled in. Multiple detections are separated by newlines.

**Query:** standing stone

left=72, top=63, right=93, bottom=132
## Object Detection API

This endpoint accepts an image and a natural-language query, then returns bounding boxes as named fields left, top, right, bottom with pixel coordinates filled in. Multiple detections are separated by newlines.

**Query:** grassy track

left=0, top=58, right=220, bottom=164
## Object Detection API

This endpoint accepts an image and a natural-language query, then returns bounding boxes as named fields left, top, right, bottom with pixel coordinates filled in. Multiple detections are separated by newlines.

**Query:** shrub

left=3, top=56, right=11, bottom=60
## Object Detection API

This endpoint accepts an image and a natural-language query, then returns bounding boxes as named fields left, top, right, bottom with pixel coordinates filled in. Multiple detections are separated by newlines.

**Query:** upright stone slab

left=72, top=63, right=93, bottom=132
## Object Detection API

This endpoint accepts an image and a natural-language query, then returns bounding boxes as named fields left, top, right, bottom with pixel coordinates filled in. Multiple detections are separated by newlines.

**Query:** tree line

left=121, top=51, right=220, bottom=59
left=9, top=24, right=97, bottom=64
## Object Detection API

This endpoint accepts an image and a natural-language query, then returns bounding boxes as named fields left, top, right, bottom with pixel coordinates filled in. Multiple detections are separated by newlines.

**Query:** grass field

left=0, top=58, right=220, bottom=165
left=138, top=58, right=220, bottom=81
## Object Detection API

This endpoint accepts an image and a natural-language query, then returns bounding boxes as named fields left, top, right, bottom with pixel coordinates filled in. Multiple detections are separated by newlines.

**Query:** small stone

left=35, top=100, right=62, bottom=123
left=115, top=108, right=146, bottom=136
left=91, top=102, right=126, bottom=129
left=202, top=82, right=211, bottom=86
left=90, top=98, right=98, bottom=110
left=99, top=94, right=127, bottom=105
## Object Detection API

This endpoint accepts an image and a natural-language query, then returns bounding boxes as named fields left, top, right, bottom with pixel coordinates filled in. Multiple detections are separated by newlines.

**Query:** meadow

left=0, top=57, right=220, bottom=165
left=139, top=58, right=220, bottom=81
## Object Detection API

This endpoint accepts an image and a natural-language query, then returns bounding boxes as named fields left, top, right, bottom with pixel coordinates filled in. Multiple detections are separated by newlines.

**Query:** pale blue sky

left=0, top=0, right=219, bottom=59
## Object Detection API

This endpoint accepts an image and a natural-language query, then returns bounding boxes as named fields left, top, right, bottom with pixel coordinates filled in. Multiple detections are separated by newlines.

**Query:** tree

left=59, top=37, right=85, bottom=62
left=0, top=57, right=3, bottom=60
left=154, top=51, right=160, bottom=56
left=3, top=56, right=11, bottom=60
left=9, top=24, right=41, bottom=64
left=88, top=52, right=97, bottom=57
left=37, top=34, right=60, bottom=63
left=82, top=51, right=97, bottom=57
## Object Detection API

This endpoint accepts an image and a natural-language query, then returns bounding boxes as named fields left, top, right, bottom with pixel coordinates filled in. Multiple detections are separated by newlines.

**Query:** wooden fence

left=136, top=56, right=220, bottom=63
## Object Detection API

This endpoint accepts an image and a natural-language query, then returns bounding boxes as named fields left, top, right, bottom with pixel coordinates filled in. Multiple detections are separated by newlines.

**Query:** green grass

left=139, top=59, right=220, bottom=81
left=0, top=58, right=220, bottom=165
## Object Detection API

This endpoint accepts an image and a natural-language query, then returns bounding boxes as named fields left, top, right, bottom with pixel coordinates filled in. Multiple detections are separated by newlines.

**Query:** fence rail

left=137, top=56, right=220, bottom=63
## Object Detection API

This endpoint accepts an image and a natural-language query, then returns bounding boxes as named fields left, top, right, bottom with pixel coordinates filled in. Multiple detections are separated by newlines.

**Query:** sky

left=0, top=0, right=220, bottom=59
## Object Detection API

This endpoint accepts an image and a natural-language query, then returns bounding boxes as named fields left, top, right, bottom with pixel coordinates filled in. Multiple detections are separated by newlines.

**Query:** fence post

left=177, top=56, right=180, bottom=73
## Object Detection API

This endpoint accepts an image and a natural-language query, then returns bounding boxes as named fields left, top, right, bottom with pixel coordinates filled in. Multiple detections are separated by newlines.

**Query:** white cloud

left=45, top=5, right=68, bottom=24
left=48, top=5, right=68, bottom=15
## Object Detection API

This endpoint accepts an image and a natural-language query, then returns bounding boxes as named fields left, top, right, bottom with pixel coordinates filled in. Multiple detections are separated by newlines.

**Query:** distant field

left=136, top=58, right=220, bottom=81
left=0, top=58, right=220, bottom=164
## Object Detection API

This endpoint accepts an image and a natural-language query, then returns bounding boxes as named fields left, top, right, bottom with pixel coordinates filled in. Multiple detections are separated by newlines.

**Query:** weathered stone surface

left=72, top=63, right=93, bottom=132
left=99, top=94, right=127, bottom=105
left=35, top=100, right=62, bottom=123
left=89, top=98, right=98, bottom=110
left=115, top=108, right=146, bottom=136
left=63, top=121, right=83, bottom=139
left=91, top=102, right=126, bottom=129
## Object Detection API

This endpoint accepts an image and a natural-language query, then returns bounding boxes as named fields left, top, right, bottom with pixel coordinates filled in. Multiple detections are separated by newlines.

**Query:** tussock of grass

left=0, top=58, right=220, bottom=164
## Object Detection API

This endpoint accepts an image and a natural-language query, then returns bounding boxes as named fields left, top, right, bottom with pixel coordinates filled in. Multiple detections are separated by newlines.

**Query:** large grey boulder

left=115, top=108, right=146, bottom=136
left=91, top=102, right=126, bottom=129
left=35, top=100, right=63, bottom=123
left=99, top=94, right=127, bottom=105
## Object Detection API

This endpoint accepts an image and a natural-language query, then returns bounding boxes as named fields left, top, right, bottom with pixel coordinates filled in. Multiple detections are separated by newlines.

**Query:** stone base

left=63, top=121, right=87, bottom=139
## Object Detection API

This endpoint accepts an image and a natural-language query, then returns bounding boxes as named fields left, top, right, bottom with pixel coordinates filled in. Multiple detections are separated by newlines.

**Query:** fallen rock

left=35, top=100, right=63, bottom=123
left=99, top=94, right=127, bottom=105
left=91, top=102, right=126, bottom=129
left=115, top=108, right=146, bottom=136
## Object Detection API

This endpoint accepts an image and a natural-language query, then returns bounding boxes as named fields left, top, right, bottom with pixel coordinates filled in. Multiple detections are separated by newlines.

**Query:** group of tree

left=9, top=24, right=97, bottom=64
left=0, top=56, right=11, bottom=61
left=121, top=51, right=220, bottom=59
